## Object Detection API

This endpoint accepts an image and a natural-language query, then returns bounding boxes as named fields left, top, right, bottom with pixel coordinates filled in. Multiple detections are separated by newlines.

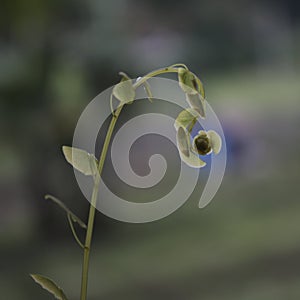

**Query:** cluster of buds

left=109, top=64, right=222, bottom=168
left=175, top=67, right=222, bottom=168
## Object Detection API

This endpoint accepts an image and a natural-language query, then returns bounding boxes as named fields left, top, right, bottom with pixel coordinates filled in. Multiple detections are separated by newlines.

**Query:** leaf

left=30, top=274, right=68, bottom=300
left=62, top=146, right=98, bottom=176
left=45, top=194, right=87, bottom=229
left=174, top=108, right=199, bottom=131
left=112, top=77, right=135, bottom=104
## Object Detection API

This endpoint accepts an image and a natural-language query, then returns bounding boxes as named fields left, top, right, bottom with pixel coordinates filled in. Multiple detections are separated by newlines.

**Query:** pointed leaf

left=30, top=274, right=68, bottom=300
left=45, top=194, right=87, bottom=229
left=62, top=146, right=98, bottom=176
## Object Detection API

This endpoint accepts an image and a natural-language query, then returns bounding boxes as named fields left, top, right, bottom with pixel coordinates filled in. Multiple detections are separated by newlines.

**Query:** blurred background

left=1, top=0, right=300, bottom=299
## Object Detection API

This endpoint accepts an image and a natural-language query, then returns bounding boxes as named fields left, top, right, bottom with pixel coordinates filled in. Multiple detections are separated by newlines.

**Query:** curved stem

left=80, top=105, right=123, bottom=300
left=79, top=65, right=181, bottom=300
left=169, top=63, right=188, bottom=69
left=67, top=213, right=85, bottom=249
left=133, top=66, right=179, bottom=89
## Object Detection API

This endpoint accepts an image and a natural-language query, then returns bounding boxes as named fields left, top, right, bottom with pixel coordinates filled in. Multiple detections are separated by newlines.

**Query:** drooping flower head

left=178, top=67, right=206, bottom=119
left=176, top=125, right=222, bottom=168
left=175, top=66, right=222, bottom=168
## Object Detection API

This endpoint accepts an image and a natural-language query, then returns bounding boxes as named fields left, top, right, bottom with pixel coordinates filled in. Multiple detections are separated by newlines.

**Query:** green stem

left=80, top=105, right=123, bottom=300
left=133, top=66, right=179, bottom=88
left=79, top=65, right=181, bottom=300
left=67, top=213, right=85, bottom=249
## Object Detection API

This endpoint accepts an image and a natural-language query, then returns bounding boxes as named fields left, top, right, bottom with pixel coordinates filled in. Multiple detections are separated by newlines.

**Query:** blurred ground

left=1, top=1, right=300, bottom=299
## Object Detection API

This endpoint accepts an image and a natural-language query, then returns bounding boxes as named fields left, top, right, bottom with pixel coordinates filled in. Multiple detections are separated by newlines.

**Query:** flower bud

left=178, top=68, right=205, bottom=97
left=193, top=133, right=212, bottom=155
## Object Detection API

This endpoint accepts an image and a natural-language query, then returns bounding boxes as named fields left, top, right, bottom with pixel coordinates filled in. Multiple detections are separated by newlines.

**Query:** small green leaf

left=62, top=146, right=98, bottom=176
left=45, top=194, right=87, bottom=229
left=112, top=77, right=135, bottom=104
left=174, top=108, right=199, bottom=131
left=30, top=274, right=68, bottom=300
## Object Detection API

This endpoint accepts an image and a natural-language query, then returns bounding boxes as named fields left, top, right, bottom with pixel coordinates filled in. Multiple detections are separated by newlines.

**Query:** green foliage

left=30, top=274, right=68, bottom=300
left=44, top=194, right=87, bottom=229
left=34, top=63, right=217, bottom=300
left=110, top=72, right=136, bottom=116
left=62, top=146, right=98, bottom=176
left=173, top=65, right=223, bottom=168
left=112, top=76, right=135, bottom=104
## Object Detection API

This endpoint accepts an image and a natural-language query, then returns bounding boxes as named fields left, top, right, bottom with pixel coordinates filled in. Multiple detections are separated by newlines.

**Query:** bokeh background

left=1, top=0, right=300, bottom=299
